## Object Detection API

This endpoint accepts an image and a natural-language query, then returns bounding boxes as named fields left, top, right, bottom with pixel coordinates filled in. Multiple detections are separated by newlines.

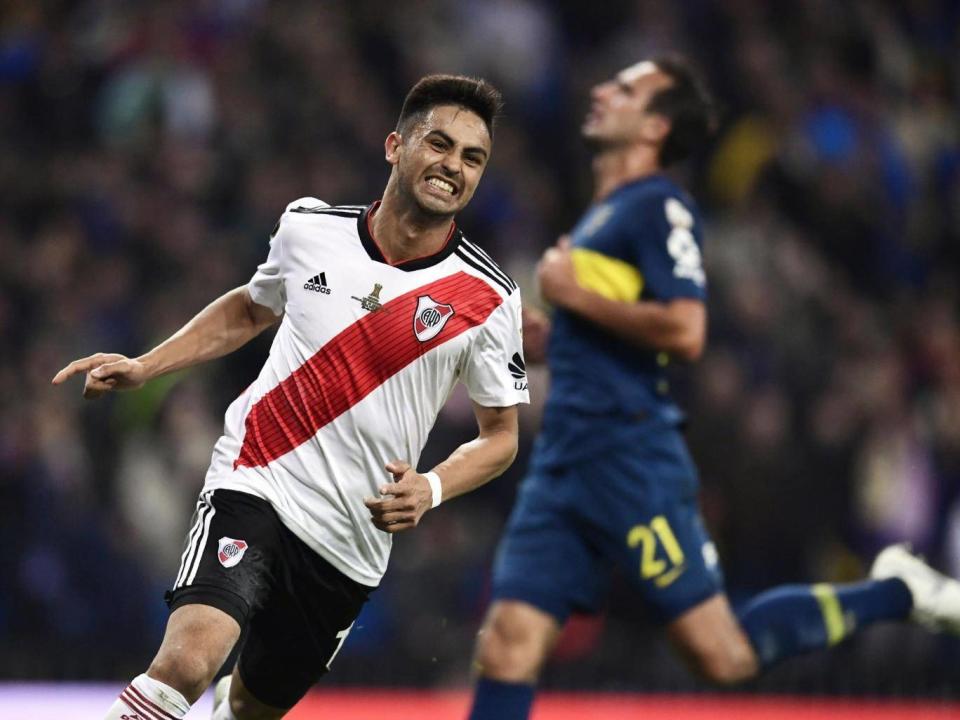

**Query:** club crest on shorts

left=217, top=537, right=248, bottom=568
left=413, top=295, right=455, bottom=342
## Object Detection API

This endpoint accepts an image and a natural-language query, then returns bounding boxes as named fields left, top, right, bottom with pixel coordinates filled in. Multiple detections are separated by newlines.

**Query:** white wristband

left=423, top=471, right=442, bottom=508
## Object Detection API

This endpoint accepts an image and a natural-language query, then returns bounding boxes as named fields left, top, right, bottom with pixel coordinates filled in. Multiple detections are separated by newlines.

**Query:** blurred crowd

left=1, top=0, right=958, bottom=696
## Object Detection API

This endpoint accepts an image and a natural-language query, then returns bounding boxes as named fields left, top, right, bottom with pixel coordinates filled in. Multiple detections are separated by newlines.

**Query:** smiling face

left=386, top=104, right=492, bottom=218
left=582, top=61, right=675, bottom=150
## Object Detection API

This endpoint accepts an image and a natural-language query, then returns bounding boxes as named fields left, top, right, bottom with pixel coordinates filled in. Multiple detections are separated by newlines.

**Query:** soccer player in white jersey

left=53, top=74, right=528, bottom=720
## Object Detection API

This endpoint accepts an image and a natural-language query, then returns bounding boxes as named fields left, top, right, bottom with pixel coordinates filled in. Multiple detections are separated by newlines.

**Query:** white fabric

left=105, top=673, right=190, bottom=719
left=212, top=702, right=238, bottom=720
left=423, top=471, right=443, bottom=508
left=211, top=675, right=236, bottom=720
left=202, top=198, right=528, bottom=587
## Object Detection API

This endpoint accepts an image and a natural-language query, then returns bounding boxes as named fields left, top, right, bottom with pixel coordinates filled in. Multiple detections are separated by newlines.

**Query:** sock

left=212, top=700, right=238, bottom=720
left=212, top=677, right=237, bottom=720
left=104, top=673, right=191, bottom=719
left=738, top=578, right=912, bottom=668
left=468, top=677, right=535, bottom=720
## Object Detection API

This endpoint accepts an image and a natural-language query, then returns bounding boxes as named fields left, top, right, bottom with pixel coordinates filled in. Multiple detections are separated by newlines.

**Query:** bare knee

left=474, top=601, right=560, bottom=683
left=668, top=594, right=759, bottom=686
left=688, top=641, right=758, bottom=685
left=148, top=605, right=241, bottom=703
left=148, top=652, right=220, bottom=704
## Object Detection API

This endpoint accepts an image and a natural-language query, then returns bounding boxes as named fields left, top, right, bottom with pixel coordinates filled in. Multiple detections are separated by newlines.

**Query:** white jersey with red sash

left=201, top=198, right=528, bottom=586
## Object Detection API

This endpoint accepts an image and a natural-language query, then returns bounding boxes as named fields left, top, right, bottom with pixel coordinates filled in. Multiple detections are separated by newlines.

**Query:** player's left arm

left=364, top=403, right=519, bottom=534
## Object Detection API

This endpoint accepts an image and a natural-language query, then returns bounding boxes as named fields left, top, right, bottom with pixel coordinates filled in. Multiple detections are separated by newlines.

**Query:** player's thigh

left=237, top=525, right=373, bottom=711
left=584, top=429, right=724, bottom=623
left=490, top=466, right=608, bottom=623
left=166, top=489, right=281, bottom=629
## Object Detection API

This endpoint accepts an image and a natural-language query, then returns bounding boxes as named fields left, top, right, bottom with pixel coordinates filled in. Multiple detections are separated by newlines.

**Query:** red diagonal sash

left=235, top=271, right=503, bottom=469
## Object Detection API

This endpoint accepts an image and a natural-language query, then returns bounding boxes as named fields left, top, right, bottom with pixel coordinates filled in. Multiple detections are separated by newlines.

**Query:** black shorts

left=165, top=489, right=374, bottom=708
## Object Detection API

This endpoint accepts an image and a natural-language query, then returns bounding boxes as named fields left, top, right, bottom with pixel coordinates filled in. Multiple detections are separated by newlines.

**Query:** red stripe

left=120, top=689, right=163, bottom=720
left=126, top=685, right=178, bottom=720
left=235, top=271, right=503, bottom=469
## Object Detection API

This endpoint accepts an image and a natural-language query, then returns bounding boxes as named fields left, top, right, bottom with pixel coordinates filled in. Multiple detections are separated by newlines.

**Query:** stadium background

left=1, top=0, right=958, bottom=717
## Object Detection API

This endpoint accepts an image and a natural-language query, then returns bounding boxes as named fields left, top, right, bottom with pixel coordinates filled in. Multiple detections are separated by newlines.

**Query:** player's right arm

left=51, top=286, right=280, bottom=399
left=540, top=193, right=708, bottom=361
left=520, top=306, right=551, bottom=364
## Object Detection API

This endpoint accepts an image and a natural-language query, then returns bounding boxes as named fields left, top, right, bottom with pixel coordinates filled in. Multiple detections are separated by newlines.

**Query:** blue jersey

left=491, top=176, right=720, bottom=623
left=536, top=175, right=706, bottom=464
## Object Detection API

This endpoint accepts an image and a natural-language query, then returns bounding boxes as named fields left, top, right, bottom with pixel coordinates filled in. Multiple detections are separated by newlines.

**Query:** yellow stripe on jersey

left=571, top=248, right=643, bottom=302
left=812, top=583, right=847, bottom=645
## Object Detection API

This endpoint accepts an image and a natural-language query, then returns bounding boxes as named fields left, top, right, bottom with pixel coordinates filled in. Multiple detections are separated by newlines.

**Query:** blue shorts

left=491, top=422, right=723, bottom=624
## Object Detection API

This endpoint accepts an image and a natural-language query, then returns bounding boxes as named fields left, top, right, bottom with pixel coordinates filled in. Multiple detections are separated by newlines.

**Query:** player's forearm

left=430, top=427, right=518, bottom=504
left=564, top=288, right=705, bottom=361
left=138, top=287, right=278, bottom=380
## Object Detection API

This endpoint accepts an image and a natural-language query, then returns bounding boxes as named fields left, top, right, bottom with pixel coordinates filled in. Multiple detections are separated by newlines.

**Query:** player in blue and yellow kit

left=467, top=56, right=960, bottom=720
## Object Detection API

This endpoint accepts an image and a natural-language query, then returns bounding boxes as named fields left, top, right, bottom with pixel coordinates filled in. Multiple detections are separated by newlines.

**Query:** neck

left=372, top=181, right=455, bottom=264
left=591, top=143, right=662, bottom=201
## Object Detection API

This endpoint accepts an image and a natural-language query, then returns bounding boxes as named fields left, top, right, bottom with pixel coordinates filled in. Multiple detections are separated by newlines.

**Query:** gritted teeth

left=427, top=177, right=456, bottom=194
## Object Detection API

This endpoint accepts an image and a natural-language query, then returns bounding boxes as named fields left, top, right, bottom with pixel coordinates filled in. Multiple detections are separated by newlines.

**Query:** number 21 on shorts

left=626, top=515, right=686, bottom=588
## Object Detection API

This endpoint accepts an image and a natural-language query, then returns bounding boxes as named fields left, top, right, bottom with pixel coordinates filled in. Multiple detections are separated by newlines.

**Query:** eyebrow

left=425, top=129, right=489, bottom=160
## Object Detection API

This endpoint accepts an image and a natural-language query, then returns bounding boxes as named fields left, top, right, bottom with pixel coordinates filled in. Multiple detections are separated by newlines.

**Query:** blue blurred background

left=1, top=0, right=958, bottom=699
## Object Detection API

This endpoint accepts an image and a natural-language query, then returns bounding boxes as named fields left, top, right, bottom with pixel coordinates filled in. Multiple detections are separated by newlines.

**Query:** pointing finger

left=51, top=354, right=106, bottom=384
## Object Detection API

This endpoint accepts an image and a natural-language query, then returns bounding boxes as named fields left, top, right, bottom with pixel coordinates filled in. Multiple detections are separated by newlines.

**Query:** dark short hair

left=646, top=56, right=717, bottom=167
left=397, top=74, right=504, bottom=140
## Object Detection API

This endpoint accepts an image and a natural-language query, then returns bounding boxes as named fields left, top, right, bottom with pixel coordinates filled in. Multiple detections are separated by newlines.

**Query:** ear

left=385, top=131, right=402, bottom=165
left=640, top=114, right=671, bottom=145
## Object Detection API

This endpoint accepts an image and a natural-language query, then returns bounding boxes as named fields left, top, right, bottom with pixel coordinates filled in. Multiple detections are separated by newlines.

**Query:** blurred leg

left=669, top=579, right=913, bottom=684
left=736, top=579, right=911, bottom=668
left=469, top=600, right=562, bottom=720
left=667, top=592, right=759, bottom=684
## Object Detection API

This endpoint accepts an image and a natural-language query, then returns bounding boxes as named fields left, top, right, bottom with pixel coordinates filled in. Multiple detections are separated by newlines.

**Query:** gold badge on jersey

left=351, top=283, right=386, bottom=313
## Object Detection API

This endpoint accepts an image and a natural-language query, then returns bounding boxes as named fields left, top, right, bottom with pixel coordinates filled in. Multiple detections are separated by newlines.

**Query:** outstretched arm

left=364, top=402, right=519, bottom=533
left=51, top=286, right=280, bottom=398
left=538, top=239, right=705, bottom=361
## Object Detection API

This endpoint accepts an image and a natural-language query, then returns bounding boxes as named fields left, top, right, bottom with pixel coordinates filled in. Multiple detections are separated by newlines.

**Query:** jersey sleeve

left=460, top=292, right=530, bottom=407
left=246, top=222, right=287, bottom=316
left=634, top=193, right=707, bottom=301
left=246, top=197, right=329, bottom=316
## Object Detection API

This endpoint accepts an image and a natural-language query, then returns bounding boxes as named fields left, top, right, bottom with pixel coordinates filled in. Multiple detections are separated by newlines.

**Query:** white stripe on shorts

left=184, top=494, right=217, bottom=586
left=174, top=491, right=213, bottom=589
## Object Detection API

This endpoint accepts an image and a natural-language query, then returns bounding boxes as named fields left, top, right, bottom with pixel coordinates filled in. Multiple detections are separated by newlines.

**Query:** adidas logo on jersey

left=508, top=352, right=527, bottom=390
left=304, top=272, right=331, bottom=294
